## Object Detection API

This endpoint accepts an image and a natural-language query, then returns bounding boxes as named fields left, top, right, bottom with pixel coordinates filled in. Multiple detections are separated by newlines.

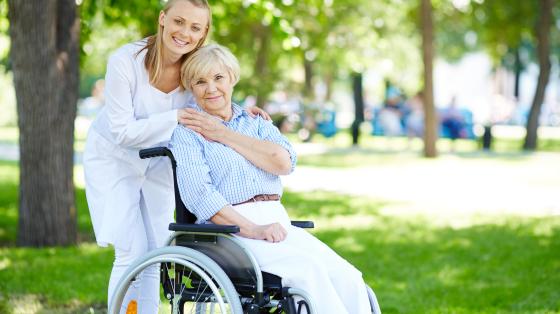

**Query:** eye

left=174, top=19, right=184, bottom=25
left=195, top=79, right=206, bottom=85
left=191, top=25, right=201, bottom=32
left=215, top=74, right=224, bottom=80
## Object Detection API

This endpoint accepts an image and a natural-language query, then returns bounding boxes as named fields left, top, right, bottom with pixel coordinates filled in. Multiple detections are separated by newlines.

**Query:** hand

left=252, top=223, right=287, bottom=243
left=178, top=108, right=228, bottom=142
left=246, top=106, right=271, bottom=121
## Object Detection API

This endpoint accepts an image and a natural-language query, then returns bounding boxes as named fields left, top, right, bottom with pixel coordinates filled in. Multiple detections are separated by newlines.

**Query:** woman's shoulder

left=108, top=39, right=148, bottom=66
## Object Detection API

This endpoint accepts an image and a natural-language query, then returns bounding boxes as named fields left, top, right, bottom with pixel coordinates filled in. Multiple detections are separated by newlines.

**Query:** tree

left=420, top=0, right=437, bottom=157
left=524, top=0, right=553, bottom=150
left=8, top=0, right=79, bottom=246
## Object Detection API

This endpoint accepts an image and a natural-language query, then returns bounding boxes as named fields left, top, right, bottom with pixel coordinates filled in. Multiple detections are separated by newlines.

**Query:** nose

left=179, top=25, right=192, bottom=39
left=206, top=81, right=217, bottom=92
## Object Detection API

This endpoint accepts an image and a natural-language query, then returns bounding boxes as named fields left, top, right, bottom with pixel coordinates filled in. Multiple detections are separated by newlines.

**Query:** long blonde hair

left=138, top=0, right=211, bottom=86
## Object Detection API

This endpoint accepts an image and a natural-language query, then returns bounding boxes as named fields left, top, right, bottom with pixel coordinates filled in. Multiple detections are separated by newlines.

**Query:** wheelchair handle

left=139, top=147, right=176, bottom=164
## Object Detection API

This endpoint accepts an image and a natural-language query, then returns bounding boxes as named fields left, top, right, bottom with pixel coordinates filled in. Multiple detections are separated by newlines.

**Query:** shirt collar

left=230, top=103, right=246, bottom=122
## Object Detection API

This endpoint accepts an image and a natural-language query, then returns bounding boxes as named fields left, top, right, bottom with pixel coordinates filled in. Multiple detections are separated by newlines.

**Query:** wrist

left=219, top=128, right=234, bottom=144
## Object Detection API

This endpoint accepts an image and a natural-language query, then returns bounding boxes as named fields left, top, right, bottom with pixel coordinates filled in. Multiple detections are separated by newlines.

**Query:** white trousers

left=232, top=201, right=371, bottom=314
left=107, top=194, right=163, bottom=314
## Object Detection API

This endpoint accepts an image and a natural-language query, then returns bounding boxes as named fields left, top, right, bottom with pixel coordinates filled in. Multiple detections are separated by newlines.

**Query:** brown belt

left=233, top=194, right=280, bottom=206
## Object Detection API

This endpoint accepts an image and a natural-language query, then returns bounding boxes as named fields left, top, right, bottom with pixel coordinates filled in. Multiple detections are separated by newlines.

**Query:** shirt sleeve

left=256, top=116, right=297, bottom=173
left=170, top=126, right=230, bottom=223
left=104, top=50, right=179, bottom=149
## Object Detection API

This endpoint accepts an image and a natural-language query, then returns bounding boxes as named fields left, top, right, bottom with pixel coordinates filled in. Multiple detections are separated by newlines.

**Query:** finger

left=185, top=125, right=203, bottom=133
left=183, top=118, right=204, bottom=127
left=261, top=111, right=272, bottom=121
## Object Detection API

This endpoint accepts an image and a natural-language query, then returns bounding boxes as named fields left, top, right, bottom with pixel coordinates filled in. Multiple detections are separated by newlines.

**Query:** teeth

left=173, top=37, right=187, bottom=46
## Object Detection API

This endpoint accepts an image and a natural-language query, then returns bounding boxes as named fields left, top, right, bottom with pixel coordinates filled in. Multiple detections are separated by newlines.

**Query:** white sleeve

left=104, top=52, right=179, bottom=149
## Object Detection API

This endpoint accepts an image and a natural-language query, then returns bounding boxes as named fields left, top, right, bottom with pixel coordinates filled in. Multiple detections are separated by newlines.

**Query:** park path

left=283, top=145, right=560, bottom=219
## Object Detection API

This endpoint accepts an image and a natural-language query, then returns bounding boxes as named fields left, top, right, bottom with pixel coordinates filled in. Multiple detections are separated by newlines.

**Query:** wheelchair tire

left=109, top=246, right=243, bottom=314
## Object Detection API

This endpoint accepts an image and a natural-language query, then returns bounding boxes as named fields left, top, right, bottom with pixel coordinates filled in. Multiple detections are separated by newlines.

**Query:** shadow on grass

left=318, top=221, right=559, bottom=313
left=0, top=243, right=112, bottom=313
left=283, top=189, right=560, bottom=313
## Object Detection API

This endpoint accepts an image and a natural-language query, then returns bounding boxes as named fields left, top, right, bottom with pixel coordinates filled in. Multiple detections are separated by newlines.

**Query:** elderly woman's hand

left=245, top=106, right=271, bottom=121
left=253, top=223, right=287, bottom=243
left=178, top=108, right=228, bottom=142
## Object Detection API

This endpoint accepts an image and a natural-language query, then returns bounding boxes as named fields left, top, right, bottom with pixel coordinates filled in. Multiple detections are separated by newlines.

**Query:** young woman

left=83, top=1, right=267, bottom=312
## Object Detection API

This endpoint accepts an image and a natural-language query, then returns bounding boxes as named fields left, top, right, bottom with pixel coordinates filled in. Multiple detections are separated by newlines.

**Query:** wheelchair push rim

left=109, top=247, right=243, bottom=314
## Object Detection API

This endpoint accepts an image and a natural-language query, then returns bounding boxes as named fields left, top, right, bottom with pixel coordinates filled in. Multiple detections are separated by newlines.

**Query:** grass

left=0, top=160, right=559, bottom=313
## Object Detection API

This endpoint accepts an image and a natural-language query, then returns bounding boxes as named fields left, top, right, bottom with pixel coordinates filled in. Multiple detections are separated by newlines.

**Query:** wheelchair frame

left=108, top=147, right=380, bottom=314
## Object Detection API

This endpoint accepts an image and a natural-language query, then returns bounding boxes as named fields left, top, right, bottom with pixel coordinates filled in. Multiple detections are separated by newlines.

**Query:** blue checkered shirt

left=169, top=104, right=297, bottom=223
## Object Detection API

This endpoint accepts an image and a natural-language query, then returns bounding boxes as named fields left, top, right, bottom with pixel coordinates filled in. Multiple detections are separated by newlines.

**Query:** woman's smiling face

left=159, top=0, right=208, bottom=61
left=191, top=65, right=234, bottom=120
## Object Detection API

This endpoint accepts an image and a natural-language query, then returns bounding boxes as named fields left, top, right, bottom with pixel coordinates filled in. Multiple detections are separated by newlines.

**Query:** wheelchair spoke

left=110, top=248, right=242, bottom=314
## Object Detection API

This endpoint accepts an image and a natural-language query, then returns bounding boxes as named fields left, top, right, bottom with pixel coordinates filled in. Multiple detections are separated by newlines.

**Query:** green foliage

left=0, top=0, right=9, bottom=71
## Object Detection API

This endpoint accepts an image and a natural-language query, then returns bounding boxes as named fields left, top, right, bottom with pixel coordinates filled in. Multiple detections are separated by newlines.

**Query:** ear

left=158, top=10, right=165, bottom=27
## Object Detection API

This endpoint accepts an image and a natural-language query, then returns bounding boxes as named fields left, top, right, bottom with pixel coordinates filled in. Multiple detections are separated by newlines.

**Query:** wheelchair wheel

left=109, top=246, right=243, bottom=314
left=366, top=284, right=381, bottom=314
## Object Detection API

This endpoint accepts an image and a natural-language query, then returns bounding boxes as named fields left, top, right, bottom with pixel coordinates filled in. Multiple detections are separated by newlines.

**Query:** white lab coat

left=83, top=41, right=193, bottom=251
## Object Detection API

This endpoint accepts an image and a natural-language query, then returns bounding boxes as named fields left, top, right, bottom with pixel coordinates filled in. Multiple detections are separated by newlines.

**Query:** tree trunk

left=524, top=0, right=552, bottom=150
left=421, top=0, right=437, bottom=157
left=324, top=70, right=334, bottom=102
left=254, top=24, right=270, bottom=108
left=8, top=0, right=78, bottom=246
left=514, top=47, right=522, bottom=99
left=351, top=72, right=364, bottom=146
left=303, top=56, right=313, bottom=100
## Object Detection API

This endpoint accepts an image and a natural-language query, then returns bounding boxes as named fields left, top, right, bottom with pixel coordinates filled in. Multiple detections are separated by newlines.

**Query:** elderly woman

left=169, top=44, right=371, bottom=314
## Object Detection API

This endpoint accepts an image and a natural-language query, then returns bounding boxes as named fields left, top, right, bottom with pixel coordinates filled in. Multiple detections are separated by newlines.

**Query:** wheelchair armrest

left=291, top=220, right=314, bottom=229
left=169, top=223, right=240, bottom=234
left=139, top=147, right=172, bottom=159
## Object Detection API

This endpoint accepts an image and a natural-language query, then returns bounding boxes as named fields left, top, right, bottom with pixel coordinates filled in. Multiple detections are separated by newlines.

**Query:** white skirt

left=232, top=201, right=371, bottom=314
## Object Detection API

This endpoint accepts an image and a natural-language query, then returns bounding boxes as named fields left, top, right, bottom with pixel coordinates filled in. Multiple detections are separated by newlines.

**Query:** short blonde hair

left=180, top=44, right=240, bottom=91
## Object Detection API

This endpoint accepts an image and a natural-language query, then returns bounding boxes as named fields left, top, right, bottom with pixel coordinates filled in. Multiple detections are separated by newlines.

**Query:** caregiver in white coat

left=83, top=0, right=268, bottom=312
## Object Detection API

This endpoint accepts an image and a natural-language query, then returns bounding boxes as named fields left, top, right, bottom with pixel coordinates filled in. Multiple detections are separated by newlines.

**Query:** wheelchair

left=108, top=147, right=381, bottom=314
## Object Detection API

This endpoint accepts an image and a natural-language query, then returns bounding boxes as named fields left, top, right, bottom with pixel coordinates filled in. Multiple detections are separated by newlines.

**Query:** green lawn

left=0, top=160, right=559, bottom=313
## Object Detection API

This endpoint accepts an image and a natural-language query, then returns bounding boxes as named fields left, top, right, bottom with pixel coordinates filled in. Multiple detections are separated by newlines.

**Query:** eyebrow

left=173, top=15, right=203, bottom=26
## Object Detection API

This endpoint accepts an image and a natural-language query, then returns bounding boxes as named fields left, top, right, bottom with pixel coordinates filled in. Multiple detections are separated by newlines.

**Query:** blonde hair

left=180, top=44, right=240, bottom=91
left=138, top=0, right=211, bottom=86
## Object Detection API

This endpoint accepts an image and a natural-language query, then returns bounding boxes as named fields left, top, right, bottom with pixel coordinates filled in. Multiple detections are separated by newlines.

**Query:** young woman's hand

left=178, top=108, right=228, bottom=142
left=245, top=106, right=271, bottom=121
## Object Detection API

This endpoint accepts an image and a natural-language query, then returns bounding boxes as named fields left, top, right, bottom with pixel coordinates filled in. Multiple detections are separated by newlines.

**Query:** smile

left=172, top=36, right=188, bottom=47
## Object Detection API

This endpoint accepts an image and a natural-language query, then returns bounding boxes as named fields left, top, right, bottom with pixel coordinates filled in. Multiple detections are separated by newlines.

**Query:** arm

left=105, top=51, right=179, bottom=149
left=181, top=109, right=296, bottom=175
left=170, top=127, right=286, bottom=242
left=220, top=127, right=292, bottom=175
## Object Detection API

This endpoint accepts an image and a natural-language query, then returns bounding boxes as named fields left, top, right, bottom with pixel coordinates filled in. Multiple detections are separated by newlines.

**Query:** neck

left=207, top=107, right=233, bottom=122
left=161, top=48, right=182, bottom=67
